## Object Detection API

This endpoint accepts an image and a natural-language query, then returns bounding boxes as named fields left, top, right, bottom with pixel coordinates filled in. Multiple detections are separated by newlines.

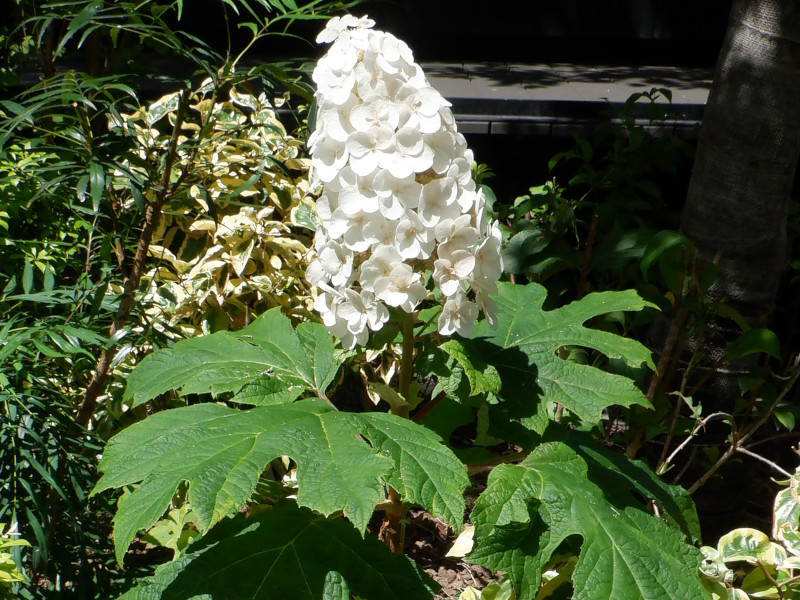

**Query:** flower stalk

left=396, top=311, right=416, bottom=418
left=306, top=14, right=504, bottom=554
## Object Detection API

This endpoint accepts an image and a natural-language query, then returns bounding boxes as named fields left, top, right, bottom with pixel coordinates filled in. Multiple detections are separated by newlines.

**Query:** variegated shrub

left=109, top=86, right=318, bottom=339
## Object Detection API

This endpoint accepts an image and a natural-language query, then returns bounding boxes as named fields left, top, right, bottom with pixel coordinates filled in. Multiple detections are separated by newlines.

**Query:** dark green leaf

left=550, top=428, right=701, bottom=542
left=2, top=275, right=16, bottom=295
left=118, top=503, right=436, bottom=600
left=88, top=160, right=105, bottom=212
left=640, top=230, right=691, bottom=281
left=42, top=268, right=55, bottom=292
left=32, top=338, right=68, bottom=359
left=473, top=282, right=655, bottom=433
left=726, top=328, right=781, bottom=361
left=468, top=442, right=707, bottom=600
left=322, top=571, right=350, bottom=600
left=441, top=339, right=501, bottom=397
left=19, top=450, right=67, bottom=502
left=774, top=406, right=796, bottom=431
left=22, top=260, right=33, bottom=294
left=501, top=229, right=549, bottom=275
left=239, top=21, right=260, bottom=36
left=0, top=100, right=27, bottom=117
left=56, top=0, right=103, bottom=56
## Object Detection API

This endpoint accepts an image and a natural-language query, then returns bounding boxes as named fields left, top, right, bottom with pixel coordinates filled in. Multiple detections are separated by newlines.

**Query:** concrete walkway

left=423, top=62, right=713, bottom=137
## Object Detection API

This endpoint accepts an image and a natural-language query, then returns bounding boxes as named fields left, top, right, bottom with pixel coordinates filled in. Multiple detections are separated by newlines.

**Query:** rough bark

left=680, top=0, right=800, bottom=400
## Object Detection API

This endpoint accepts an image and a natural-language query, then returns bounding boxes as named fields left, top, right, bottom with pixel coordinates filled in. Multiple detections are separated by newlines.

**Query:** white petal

left=385, top=155, right=415, bottom=179
left=451, top=250, right=476, bottom=278
left=306, top=259, right=327, bottom=285
left=439, top=277, right=460, bottom=297
left=367, top=301, right=390, bottom=330
left=349, top=153, right=379, bottom=177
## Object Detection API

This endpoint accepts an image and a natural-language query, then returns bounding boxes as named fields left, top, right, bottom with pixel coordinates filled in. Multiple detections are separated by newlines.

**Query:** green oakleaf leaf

left=117, top=503, right=437, bottom=600
left=323, top=572, right=350, bottom=600
left=559, top=429, right=701, bottom=543
left=357, top=411, right=469, bottom=526
left=441, top=339, right=502, bottom=397
left=92, top=398, right=467, bottom=564
left=139, top=505, right=199, bottom=559
left=473, top=282, right=655, bottom=433
left=124, top=308, right=337, bottom=407
left=467, top=441, right=707, bottom=600
left=229, top=377, right=305, bottom=406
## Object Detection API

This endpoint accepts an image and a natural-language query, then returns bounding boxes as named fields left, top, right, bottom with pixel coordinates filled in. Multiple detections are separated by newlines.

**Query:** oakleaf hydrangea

left=306, top=15, right=503, bottom=348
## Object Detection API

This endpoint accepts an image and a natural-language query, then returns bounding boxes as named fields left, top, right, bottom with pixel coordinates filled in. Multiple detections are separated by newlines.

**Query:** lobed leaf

left=562, top=429, right=701, bottom=543
left=357, top=412, right=470, bottom=529
left=473, top=282, right=655, bottom=433
left=124, top=308, right=337, bottom=407
left=117, top=503, right=437, bottom=600
left=441, top=339, right=502, bottom=397
left=93, top=398, right=467, bottom=564
left=467, top=441, right=707, bottom=600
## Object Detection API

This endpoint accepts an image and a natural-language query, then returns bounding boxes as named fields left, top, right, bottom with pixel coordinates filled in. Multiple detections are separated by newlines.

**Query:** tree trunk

left=680, top=0, right=800, bottom=402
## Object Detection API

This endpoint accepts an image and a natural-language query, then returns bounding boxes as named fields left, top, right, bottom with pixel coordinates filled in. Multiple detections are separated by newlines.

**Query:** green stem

left=229, top=22, right=271, bottom=73
left=396, top=311, right=416, bottom=418
left=383, top=311, right=416, bottom=552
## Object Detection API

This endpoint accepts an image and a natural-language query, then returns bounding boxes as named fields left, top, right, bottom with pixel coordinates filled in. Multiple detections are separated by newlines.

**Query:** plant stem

left=576, top=212, right=598, bottom=300
left=75, top=89, right=190, bottom=429
left=627, top=307, right=688, bottom=459
left=466, top=451, right=528, bottom=475
left=687, top=359, right=800, bottom=494
left=648, top=308, right=688, bottom=403
left=396, top=311, right=415, bottom=418
left=44, top=90, right=192, bottom=572
left=658, top=411, right=733, bottom=475
left=757, top=561, right=784, bottom=599
left=382, top=487, right=406, bottom=553
left=737, top=447, right=793, bottom=478
left=412, top=390, right=445, bottom=423
left=382, top=312, right=416, bottom=552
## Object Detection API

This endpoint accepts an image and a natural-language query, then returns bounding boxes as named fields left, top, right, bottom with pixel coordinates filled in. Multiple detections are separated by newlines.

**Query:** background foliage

left=2, top=2, right=800, bottom=600
left=0, top=0, right=354, bottom=596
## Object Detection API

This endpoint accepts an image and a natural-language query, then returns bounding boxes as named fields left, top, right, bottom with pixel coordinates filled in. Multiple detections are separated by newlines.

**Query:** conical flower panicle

left=306, top=15, right=502, bottom=348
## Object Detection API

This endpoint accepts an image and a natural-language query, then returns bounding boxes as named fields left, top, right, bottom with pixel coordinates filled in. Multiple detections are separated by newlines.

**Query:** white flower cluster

left=306, top=15, right=503, bottom=348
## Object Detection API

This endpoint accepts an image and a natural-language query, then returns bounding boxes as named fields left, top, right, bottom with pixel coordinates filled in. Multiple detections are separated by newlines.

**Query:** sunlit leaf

left=93, top=398, right=467, bottom=563
left=124, top=308, right=337, bottom=407
left=22, top=260, right=33, bottom=294
left=773, top=468, right=800, bottom=556
left=88, top=160, right=105, bottom=212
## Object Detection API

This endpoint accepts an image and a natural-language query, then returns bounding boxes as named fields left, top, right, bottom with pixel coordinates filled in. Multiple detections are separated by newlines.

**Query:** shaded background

left=174, top=0, right=732, bottom=65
